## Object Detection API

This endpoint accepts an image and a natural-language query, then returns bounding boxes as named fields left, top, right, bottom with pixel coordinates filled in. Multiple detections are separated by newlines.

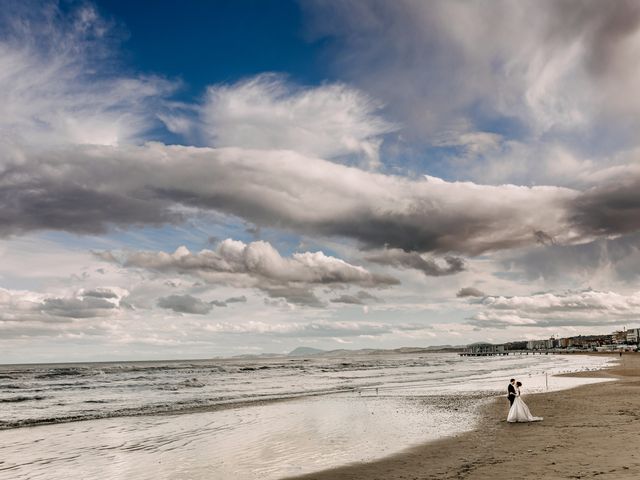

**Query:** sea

left=0, top=352, right=613, bottom=480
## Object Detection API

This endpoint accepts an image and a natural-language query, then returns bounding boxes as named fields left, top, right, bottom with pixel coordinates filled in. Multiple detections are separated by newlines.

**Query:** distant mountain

left=231, top=353, right=283, bottom=359
left=288, top=347, right=326, bottom=356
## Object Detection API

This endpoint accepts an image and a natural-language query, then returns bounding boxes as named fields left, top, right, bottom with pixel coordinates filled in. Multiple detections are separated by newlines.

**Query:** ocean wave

left=0, top=387, right=356, bottom=430
left=1, top=384, right=26, bottom=390
left=0, top=395, right=47, bottom=403
left=35, top=369, right=89, bottom=379
left=0, top=401, right=241, bottom=430
left=181, top=378, right=206, bottom=388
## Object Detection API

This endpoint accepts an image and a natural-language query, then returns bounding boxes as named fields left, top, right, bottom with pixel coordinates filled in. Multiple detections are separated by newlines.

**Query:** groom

left=507, top=378, right=516, bottom=406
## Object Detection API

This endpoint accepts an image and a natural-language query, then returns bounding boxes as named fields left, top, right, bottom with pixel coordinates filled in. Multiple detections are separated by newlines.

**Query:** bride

left=507, top=381, right=543, bottom=423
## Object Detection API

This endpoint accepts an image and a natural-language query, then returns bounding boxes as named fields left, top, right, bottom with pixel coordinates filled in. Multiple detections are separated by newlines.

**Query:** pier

left=459, top=349, right=561, bottom=357
left=459, top=341, right=569, bottom=357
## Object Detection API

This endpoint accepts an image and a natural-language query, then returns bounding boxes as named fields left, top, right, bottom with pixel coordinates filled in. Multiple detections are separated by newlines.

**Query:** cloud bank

left=470, top=289, right=640, bottom=328
left=4, top=142, right=640, bottom=261
left=100, top=239, right=397, bottom=306
left=2, top=143, right=584, bottom=256
left=0, top=287, right=128, bottom=322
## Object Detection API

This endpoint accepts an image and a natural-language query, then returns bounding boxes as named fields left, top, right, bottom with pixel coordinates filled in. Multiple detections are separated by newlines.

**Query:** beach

left=287, top=354, right=640, bottom=480
left=0, top=353, right=611, bottom=480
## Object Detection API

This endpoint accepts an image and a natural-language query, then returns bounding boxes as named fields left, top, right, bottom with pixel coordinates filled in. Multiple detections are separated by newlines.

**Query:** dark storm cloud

left=367, top=249, right=466, bottom=276
left=262, top=286, right=325, bottom=308
left=206, top=295, right=249, bottom=308
left=331, top=295, right=365, bottom=305
left=568, top=178, right=640, bottom=238
left=225, top=295, right=247, bottom=304
left=456, top=287, right=485, bottom=298
left=157, top=294, right=212, bottom=315
left=82, top=288, right=119, bottom=299
left=41, top=296, right=118, bottom=318
left=6, top=142, right=640, bottom=263
left=330, top=290, right=380, bottom=305
left=566, top=1, right=640, bottom=78
left=1, top=144, right=577, bottom=256
left=0, top=172, right=180, bottom=236
left=534, top=230, right=556, bottom=246
left=502, top=233, right=640, bottom=285
left=207, top=296, right=248, bottom=307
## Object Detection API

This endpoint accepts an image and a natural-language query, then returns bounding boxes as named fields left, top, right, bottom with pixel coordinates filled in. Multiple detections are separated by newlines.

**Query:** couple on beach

left=506, top=378, right=543, bottom=423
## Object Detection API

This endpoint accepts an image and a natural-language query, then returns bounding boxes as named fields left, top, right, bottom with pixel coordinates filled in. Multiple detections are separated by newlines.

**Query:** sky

left=3, top=0, right=640, bottom=363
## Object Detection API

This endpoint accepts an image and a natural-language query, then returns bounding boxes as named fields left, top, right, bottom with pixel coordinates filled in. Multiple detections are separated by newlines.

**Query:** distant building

left=568, top=336, right=586, bottom=348
left=464, top=329, right=640, bottom=356
left=612, top=331, right=628, bottom=344
left=561, top=335, right=607, bottom=350
left=464, top=343, right=505, bottom=355
left=504, top=341, right=527, bottom=351
left=526, top=339, right=548, bottom=350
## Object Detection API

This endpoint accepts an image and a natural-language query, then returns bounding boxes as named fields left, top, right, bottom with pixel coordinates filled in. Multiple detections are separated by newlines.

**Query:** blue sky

left=3, top=0, right=640, bottom=363
left=98, top=0, right=323, bottom=89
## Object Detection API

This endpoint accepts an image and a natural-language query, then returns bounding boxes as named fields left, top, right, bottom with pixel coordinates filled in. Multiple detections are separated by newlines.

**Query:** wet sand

left=287, top=354, right=640, bottom=480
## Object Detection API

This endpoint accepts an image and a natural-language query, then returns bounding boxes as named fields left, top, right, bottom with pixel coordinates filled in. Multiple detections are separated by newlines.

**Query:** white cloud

left=305, top=0, right=640, bottom=142
left=0, top=2, right=174, bottom=147
left=118, top=239, right=396, bottom=286
left=101, top=238, right=397, bottom=306
left=163, top=74, right=396, bottom=169
left=469, top=289, right=640, bottom=328
left=0, top=286, right=128, bottom=321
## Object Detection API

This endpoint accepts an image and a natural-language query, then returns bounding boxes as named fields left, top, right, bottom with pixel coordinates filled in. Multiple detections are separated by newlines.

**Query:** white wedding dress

left=507, top=389, right=543, bottom=423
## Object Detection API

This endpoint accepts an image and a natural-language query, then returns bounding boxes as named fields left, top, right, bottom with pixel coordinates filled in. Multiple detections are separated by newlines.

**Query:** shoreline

left=2, top=352, right=605, bottom=433
left=286, top=353, right=637, bottom=480
left=0, top=387, right=356, bottom=431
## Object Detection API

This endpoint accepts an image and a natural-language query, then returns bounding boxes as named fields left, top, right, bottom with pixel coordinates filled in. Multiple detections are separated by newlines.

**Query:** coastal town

left=463, top=328, right=640, bottom=356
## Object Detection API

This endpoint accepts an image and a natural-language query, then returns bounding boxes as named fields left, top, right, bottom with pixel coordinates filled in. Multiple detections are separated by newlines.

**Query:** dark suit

left=507, top=383, right=516, bottom=406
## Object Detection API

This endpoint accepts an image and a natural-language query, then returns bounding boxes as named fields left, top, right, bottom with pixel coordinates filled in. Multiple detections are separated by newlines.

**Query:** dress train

left=507, top=392, right=542, bottom=423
